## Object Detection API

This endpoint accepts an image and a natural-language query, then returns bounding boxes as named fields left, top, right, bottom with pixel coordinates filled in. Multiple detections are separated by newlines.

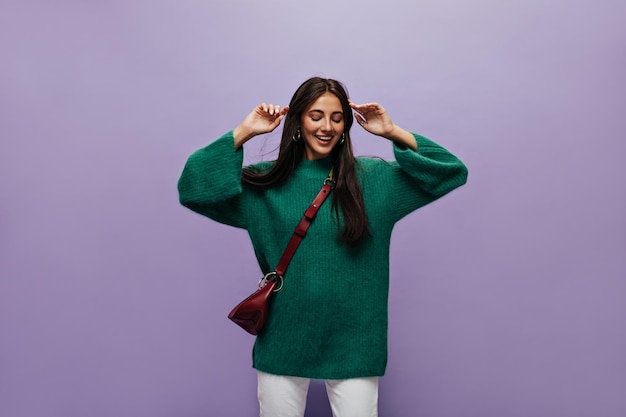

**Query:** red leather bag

left=228, top=274, right=279, bottom=335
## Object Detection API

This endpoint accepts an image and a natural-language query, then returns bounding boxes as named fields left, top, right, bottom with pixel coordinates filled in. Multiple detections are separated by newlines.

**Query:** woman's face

left=300, top=92, right=345, bottom=160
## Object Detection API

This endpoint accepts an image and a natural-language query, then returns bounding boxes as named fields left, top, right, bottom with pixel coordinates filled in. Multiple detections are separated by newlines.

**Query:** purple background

left=1, top=1, right=625, bottom=416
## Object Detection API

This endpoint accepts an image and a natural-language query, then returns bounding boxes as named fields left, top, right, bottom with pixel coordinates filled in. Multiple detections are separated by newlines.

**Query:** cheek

left=301, top=119, right=317, bottom=132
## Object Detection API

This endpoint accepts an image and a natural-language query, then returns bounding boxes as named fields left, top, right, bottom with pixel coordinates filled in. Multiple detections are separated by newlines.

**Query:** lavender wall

left=1, top=1, right=625, bottom=416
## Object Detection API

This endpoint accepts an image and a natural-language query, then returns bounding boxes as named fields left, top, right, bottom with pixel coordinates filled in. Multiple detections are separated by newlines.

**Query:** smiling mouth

left=315, top=135, right=333, bottom=142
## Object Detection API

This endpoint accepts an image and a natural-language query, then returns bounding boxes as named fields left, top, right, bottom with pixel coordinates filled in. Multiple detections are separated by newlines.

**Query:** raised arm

left=178, top=103, right=289, bottom=228
left=349, top=100, right=467, bottom=220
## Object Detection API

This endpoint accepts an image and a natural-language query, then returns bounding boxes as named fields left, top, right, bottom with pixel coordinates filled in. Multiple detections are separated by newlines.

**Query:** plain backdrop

left=1, top=1, right=625, bottom=416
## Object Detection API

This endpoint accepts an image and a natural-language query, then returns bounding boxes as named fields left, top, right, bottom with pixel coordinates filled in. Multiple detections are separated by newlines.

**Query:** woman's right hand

left=233, top=103, right=289, bottom=148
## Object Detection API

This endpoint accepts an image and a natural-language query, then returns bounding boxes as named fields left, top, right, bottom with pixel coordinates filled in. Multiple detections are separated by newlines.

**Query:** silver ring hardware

left=258, top=271, right=284, bottom=292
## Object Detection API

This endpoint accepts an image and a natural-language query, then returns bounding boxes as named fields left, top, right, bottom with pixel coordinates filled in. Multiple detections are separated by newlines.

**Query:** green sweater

left=178, top=131, right=468, bottom=379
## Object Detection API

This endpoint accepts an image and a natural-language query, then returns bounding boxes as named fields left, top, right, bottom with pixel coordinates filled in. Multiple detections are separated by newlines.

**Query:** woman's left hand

left=349, top=101, right=395, bottom=137
left=349, top=101, right=418, bottom=150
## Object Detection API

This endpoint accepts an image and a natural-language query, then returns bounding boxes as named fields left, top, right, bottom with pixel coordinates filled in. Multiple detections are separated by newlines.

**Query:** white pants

left=257, top=371, right=379, bottom=417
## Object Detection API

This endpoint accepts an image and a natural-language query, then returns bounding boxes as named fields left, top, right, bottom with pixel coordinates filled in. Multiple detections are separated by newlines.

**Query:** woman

left=178, top=77, right=468, bottom=417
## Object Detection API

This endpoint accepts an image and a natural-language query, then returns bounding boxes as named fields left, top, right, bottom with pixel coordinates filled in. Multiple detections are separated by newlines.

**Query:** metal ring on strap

left=258, top=271, right=284, bottom=292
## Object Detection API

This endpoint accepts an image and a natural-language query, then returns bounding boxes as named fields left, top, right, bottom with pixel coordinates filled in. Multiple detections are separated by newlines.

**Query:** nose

left=321, top=118, right=333, bottom=133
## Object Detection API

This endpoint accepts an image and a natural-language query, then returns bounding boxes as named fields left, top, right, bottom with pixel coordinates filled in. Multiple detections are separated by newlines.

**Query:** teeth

left=316, top=136, right=332, bottom=141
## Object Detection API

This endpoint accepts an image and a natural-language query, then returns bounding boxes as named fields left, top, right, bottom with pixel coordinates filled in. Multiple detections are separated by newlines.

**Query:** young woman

left=178, top=77, right=468, bottom=417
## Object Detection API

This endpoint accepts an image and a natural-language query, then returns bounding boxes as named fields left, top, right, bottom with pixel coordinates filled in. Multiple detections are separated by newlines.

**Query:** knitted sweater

left=178, top=131, right=468, bottom=379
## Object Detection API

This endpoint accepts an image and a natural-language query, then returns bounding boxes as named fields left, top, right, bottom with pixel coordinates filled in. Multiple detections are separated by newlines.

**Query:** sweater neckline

left=296, top=156, right=334, bottom=176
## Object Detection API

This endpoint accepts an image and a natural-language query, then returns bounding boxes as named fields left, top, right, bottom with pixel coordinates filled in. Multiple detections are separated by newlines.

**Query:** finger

left=352, top=107, right=366, bottom=120
left=354, top=113, right=367, bottom=127
left=358, top=103, right=379, bottom=113
left=279, top=105, right=290, bottom=116
left=350, top=101, right=376, bottom=107
left=351, top=102, right=378, bottom=116
left=350, top=101, right=365, bottom=110
left=262, top=104, right=279, bottom=116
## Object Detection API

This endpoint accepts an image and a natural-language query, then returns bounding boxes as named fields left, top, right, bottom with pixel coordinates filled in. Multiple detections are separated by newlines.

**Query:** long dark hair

left=242, top=77, right=370, bottom=244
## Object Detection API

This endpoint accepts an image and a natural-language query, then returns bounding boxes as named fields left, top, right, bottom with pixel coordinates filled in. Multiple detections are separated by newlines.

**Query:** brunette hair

left=242, top=77, right=370, bottom=244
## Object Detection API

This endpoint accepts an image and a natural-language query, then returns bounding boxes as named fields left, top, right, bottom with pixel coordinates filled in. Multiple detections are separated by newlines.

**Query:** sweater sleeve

left=391, top=133, right=468, bottom=220
left=177, top=131, right=248, bottom=229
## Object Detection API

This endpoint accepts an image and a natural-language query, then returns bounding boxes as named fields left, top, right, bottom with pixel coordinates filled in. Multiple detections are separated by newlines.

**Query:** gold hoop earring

left=292, top=128, right=301, bottom=142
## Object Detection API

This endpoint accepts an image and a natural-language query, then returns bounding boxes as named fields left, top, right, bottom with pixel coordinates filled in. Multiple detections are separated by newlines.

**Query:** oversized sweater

left=178, top=130, right=468, bottom=379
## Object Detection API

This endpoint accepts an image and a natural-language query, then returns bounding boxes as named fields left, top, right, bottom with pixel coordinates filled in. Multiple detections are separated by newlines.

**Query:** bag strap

left=272, top=170, right=335, bottom=280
